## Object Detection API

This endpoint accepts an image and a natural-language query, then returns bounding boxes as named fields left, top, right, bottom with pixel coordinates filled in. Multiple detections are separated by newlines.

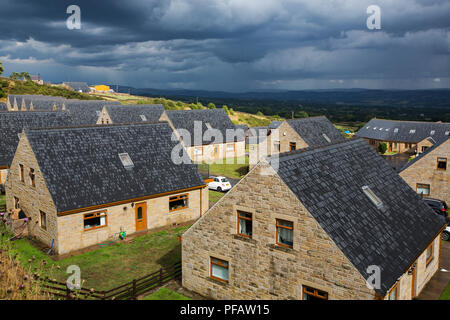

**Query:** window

left=205, top=122, right=212, bottom=129
left=430, top=130, right=435, bottom=135
left=226, top=144, right=235, bottom=152
left=370, top=140, right=376, bottom=145
left=40, top=211, right=47, bottom=230
left=394, top=128, right=399, bottom=133
left=302, top=286, right=328, bottom=300
left=445, top=131, right=449, bottom=136
left=83, top=211, right=107, bottom=231
left=119, top=153, right=134, bottom=168
left=14, top=197, right=20, bottom=209
left=169, top=194, right=188, bottom=212
left=274, top=141, right=280, bottom=152
left=362, top=186, right=383, bottom=208
left=96, top=110, right=101, bottom=116
left=322, top=133, right=331, bottom=143
left=426, top=243, right=434, bottom=266
left=409, top=129, right=416, bottom=134
left=416, top=183, right=430, bottom=196
left=19, top=164, right=24, bottom=183
left=289, top=142, right=296, bottom=151
left=437, top=158, right=447, bottom=170
left=210, top=257, right=229, bottom=283
left=29, top=168, right=35, bottom=187
left=237, top=211, right=252, bottom=238
left=140, top=115, right=147, bottom=121
left=276, top=219, right=293, bottom=248
left=421, top=146, right=428, bottom=152
left=387, top=283, right=399, bottom=300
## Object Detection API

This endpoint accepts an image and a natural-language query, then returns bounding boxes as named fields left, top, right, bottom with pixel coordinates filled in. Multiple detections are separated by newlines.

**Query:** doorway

left=135, top=202, right=147, bottom=232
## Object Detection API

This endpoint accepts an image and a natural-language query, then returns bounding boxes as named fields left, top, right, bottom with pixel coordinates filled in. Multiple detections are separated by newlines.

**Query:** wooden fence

left=39, top=261, right=182, bottom=300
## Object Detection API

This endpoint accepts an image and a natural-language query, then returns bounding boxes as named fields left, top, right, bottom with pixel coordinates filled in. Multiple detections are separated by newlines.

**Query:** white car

left=443, top=226, right=450, bottom=242
left=208, top=176, right=232, bottom=192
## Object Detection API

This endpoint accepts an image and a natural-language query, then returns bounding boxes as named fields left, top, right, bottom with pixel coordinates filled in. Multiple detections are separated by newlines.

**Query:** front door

left=135, top=202, right=147, bottom=232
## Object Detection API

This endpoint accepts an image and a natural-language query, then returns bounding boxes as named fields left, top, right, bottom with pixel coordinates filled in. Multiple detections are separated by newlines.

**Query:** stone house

left=355, top=118, right=450, bottom=154
left=64, top=99, right=121, bottom=125
left=161, top=109, right=245, bottom=162
left=400, top=137, right=449, bottom=204
left=182, top=138, right=446, bottom=300
left=5, top=123, right=208, bottom=255
left=0, top=111, right=74, bottom=186
left=249, top=116, right=345, bottom=168
left=96, top=104, right=165, bottom=125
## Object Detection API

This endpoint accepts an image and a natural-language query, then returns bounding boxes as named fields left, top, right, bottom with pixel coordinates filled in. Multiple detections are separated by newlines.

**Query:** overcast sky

left=0, top=0, right=449, bottom=91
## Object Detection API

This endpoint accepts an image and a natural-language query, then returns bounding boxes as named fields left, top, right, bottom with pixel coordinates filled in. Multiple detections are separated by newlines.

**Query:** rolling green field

left=142, top=287, right=191, bottom=300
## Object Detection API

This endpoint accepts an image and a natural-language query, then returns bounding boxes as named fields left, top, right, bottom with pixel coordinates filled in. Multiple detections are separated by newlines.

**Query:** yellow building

left=94, top=85, right=110, bottom=92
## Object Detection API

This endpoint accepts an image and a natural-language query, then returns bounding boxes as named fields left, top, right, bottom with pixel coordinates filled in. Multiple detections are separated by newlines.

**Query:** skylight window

left=96, top=110, right=101, bottom=116
left=140, top=115, right=147, bottom=121
left=322, top=133, right=331, bottom=143
left=373, top=127, right=377, bottom=130
left=430, top=130, right=435, bottom=135
left=394, top=128, right=399, bottom=133
left=385, top=128, right=390, bottom=131
left=446, top=131, right=450, bottom=136
left=205, top=122, right=212, bottom=129
left=366, top=126, right=370, bottom=129
left=119, top=153, right=134, bottom=168
left=379, top=128, right=383, bottom=131
left=409, top=129, right=416, bottom=134
left=362, top=186, right=383, bottom=208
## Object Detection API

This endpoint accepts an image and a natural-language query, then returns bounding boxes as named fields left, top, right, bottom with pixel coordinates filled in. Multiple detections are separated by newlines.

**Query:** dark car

left=423, top=197, right=448, bottom=219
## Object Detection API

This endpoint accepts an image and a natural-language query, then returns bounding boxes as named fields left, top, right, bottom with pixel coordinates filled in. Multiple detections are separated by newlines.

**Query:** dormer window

left=362, top=186, right=383, bottom=208
left=140, top=115, right=147, bottom=121
left=119, top=153, right=134, bottom=168
left=322, top=133, right=331, bottom=143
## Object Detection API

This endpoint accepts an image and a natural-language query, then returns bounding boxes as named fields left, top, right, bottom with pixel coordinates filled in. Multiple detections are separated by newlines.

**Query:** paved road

left=417, top=240, right=450, bottom=300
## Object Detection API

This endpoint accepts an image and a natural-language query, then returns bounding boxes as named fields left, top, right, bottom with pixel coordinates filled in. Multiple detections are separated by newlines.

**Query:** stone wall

left=0, top=169, right=8, bottom=185
left=182, top=160, right=376, bottom=300
left=400, top=139, right=450, bottom=204
left=96, top=107, right=112, bottom=124
left=56, top=187, right=208, bottom=254
left=5, top=133, right=59, bottom=250
left=187, top=141, right=245, bottom=162
left=363, top=138, right=417, bottom=154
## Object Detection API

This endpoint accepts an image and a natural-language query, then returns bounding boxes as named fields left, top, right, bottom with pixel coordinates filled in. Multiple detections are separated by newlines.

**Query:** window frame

left=437, top=157, right=447, bottom=170
left=210, top=257, right=229, bottom=283
left=276, top=219, right=294, bottom=249
left=237, top=210, right=253, bottom=238
left=416, top=183, right=430, bottom=196
left=274, top=140, right=281, bottom=152
left=387, top=282, right=399, bottom=300
left=289, top=142, right=296, bottom=151
left=425, top=242, right=434, bottom=267
left=40, top=210, right=47, bottom=230
left=169, top=194, right=189, bottom=212
left=226, top=143, right=235, bottom=153
left=19, top=164, right=24, bottom=183
left=83, top=211, right=107, bottom=232
left=29, top=168, right=36, bottom=187
left=302, top=286, right=328, bottom=300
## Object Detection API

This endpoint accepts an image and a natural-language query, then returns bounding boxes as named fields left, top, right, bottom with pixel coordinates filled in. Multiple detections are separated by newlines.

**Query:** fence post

left=66, top=286, right=71, bottom=300
left=159, top=267, right=163, bottom=285
left=132, top=279, right=137, bottom=300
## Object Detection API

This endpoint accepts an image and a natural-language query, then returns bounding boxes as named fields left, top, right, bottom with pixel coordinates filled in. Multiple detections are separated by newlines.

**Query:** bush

left=378, top=142, right=387, bottom=154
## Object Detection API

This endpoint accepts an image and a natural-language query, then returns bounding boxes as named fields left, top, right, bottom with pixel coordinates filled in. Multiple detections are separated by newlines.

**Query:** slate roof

left=104, top=104, right=165, bottom=124
left=269, top=121, right=282, bottom=129
left=7, top=95, right=65, bottom=110
left=400, top=136, right=450, bottom=171
left=25, top=123, right=205, bottom=213
left=65, top=100, right=120, bottom=125
left=355, top=118, right=450, bottom=143
left=165, top=109, right=244, bottom=146
left=286, top=116, right=346, bottom=147
left=0, top=103, right=6, bottom=111
left=269, top=138, right=446, bottom=296
left=0, top=111, right=73, bottom=167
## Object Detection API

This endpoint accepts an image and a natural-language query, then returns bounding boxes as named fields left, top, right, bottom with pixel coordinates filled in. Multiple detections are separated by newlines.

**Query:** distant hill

left=0, top=77, right=101, bottom=102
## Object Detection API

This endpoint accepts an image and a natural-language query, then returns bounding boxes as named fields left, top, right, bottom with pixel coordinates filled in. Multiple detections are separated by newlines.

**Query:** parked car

left=443, top=226, right=450, bottom=242
left=207, top=176, right=232, bottom=192
left=423, top=197, right=448, bottom=219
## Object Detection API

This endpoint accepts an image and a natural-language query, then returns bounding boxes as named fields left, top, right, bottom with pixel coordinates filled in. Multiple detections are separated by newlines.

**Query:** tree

left=207, top=102, right=216, bottom=109
left=229, top=108, right=235, bottom=115
left=0, top=60, right=3, bottom=76
left=294, top=110, right=308, bottom=118
left=256, top=111, right=263, bottom=116
left=222, top=105, right=229, bottom=114
left=10, top=72, right=31, bottom=81
left=378, top=142, right=387, bottom=154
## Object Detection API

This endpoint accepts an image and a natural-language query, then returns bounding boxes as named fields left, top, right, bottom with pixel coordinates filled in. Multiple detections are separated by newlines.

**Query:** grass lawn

left=0, top=194, right=5, bottom=208
left=0, top=224, right=189, bottom=291
left=209, top=190, right=225, bottom=204
left=142, top=287, right=191, bottom=300
left=207, top=156, right=249, bottom=179
left=440, top=281, right=450, bottom=300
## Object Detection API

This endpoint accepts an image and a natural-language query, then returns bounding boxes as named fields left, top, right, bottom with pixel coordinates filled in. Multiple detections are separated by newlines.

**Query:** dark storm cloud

left=0, top=0, right=449, bottom=90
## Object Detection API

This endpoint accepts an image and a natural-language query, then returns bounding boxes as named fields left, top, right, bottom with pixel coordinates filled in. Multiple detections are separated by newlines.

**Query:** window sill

left=233, top=234, right=256, bottom=245
left=267, top=243, right=295, bottom=254
left=207, top=277, right=229, bottom=287
left=83, top=226, right=107, bottom=232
